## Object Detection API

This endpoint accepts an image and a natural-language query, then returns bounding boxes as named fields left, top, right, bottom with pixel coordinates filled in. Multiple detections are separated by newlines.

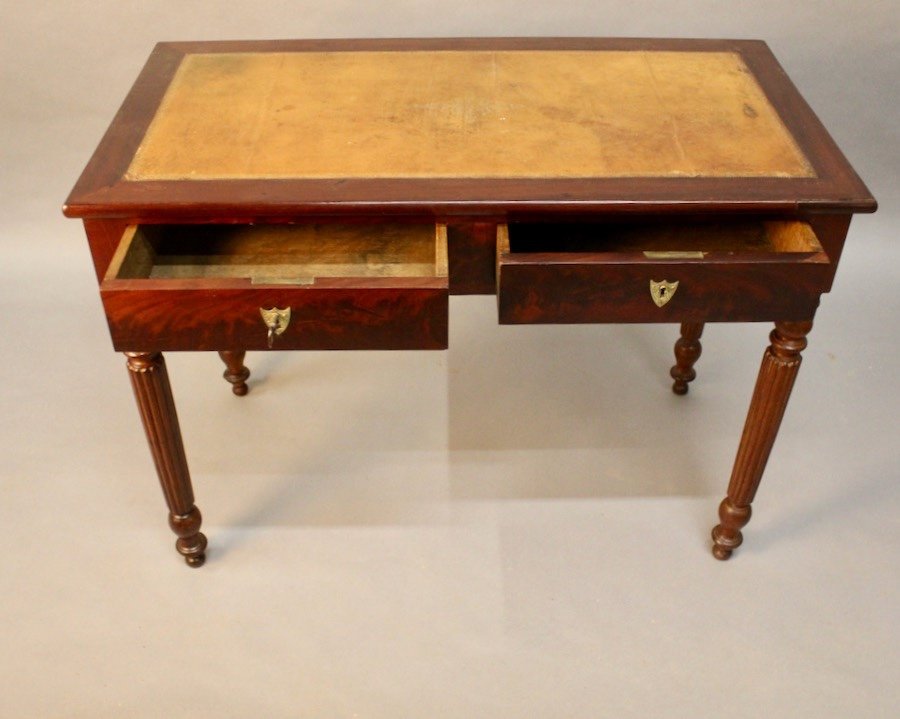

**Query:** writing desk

left=64, top=38, right=875, bottom=567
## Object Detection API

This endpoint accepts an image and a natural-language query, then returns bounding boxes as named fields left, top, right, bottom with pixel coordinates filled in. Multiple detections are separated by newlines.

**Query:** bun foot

left=711, top=499, right=750, bottom=560
left=711, top=526, right=742, bottom=560
left=170, top=507, right=208, bottom=568
left=712, top=545, right=732, bottom=560
left=176, top=534, right=208, bottom=567
left=184, top=552, right=207, bottom=568
left=231, top=382, right=248, bottom=397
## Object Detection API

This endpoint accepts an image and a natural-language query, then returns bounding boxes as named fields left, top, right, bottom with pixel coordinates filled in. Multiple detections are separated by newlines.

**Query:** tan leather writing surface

left=126, top=50, right=814, bottom=181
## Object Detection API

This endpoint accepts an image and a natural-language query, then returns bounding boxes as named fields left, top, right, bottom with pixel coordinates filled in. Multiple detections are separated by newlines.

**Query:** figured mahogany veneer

left=497, top=220, right=830, bottom=323
left=101, top=223, right=449, bottom=351
left=64, top=38, right=875, bottom=566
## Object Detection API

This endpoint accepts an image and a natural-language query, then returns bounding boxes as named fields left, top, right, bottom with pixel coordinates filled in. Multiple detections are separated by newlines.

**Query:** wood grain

left=497, top=221, right=831, bottom=323
left=103, top=286, right=448, bottom=351
left=448, top=222, right=498, bottom=294
left=711, top=321, right=812, bottom=559
left=64, top=38, right=876, bottom=566
left=110, top=223, right=446, bottom=281
left=102, top=222, right=450, bottom=351
left=125, top=352, right=207, bottom=566
left=83, top=219, right=131, bottom=283
left=218, top=351, right=250, bottom=396
left=670, top=322, right=704, bottom=395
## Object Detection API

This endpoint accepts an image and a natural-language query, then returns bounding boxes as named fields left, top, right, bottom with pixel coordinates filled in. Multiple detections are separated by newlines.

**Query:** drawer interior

left=501, top=220, right=823, bottom=257
left=108, top=223, right=448, bottom=283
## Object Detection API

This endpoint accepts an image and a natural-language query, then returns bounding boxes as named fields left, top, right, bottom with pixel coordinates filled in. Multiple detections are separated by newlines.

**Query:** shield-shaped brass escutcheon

left=260, top=306, right=291, bottom=348
left=649, top=280, right=679, bottom=308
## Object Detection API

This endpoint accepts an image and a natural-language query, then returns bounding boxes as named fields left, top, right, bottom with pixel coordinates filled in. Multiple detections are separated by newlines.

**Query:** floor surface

left=1, top=245, right=898, bottom=716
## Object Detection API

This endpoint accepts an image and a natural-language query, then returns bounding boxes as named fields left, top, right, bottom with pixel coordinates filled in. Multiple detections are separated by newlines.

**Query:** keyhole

left=659, top=287, right=667, bottom=297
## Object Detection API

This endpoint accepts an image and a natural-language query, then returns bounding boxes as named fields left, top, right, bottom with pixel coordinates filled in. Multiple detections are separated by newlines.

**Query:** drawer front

left=497, top=221, right=832, bottom=324
left=101, top=284, right=447, bottom=351
left=101, top=222, right=448, bottom=351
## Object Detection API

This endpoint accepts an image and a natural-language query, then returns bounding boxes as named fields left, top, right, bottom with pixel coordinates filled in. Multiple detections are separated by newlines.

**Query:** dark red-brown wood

left=801, top=212, right=853, bottom=287
left=218, top=351, right=250, bottom=396
left=497, top=251, right=830, bottom=324
left=126, top=352, right=207, bottom=566
left=671, top=322, right=704, bottom=395
left=83, top=218, right=130, bottom=283
left=448, top=223, right=499, bottom=294
left=64, top=39, right=876, bottom=565
left=711, top=320, right=812, bottom=559
left=102, top=282, right=448, bottom=351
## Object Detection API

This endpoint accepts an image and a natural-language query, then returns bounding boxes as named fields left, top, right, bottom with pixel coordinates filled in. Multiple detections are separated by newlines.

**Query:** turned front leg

left=712, top=321, right=812, bottom=560
left=670, top=322, right=704, bottom=395
left=218, top=350, right=250, bottom=396
left=126, top=352, right=207, bottom=567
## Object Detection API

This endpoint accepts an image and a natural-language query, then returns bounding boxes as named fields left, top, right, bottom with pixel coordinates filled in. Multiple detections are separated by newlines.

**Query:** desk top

left=64, top=38, right=875, bottom=218
left=127, top=50, right=812, bottom=181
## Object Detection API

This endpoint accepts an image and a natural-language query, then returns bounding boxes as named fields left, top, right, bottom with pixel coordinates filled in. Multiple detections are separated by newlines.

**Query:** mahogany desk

left=64, top=38, right=876, bottom=567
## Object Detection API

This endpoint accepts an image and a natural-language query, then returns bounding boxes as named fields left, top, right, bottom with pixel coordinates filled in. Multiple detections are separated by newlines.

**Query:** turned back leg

left=218, top=351, right=250, bottom=396
left=670, top=322, right=704, bottom=395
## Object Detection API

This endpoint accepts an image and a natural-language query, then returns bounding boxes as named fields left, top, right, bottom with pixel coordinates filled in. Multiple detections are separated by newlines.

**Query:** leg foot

left=711, top=498, right=751, bottom=560
left=218, top=351, right=250, bottom=396
left=126, top=352, right=207, bottom=567
left=170, top=507, right=208, bottom=567
left=670, top=322, right=704, bottom=395
left=711, top=321, right=812, bottom=560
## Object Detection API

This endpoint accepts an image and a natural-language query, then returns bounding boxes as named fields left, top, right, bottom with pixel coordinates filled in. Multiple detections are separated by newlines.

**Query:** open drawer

left=497, top=220, right=832, bottom=323
left=101, top=223, right=448, bottom=351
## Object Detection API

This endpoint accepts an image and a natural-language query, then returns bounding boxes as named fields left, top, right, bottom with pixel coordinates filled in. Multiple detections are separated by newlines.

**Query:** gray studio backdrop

left=1, top=2, right=897, bottom=717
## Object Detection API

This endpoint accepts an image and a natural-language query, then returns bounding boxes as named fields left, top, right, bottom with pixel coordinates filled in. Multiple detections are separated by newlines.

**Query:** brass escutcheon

left=259, top=307, right=291, bottom=348
left=649, top=280, right=679, bottom=308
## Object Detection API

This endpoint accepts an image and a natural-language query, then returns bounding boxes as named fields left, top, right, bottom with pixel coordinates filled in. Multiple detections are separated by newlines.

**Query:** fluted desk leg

left=126, top=352, right=207, bottom=567
left=712, top=321, right=813, bottom=560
